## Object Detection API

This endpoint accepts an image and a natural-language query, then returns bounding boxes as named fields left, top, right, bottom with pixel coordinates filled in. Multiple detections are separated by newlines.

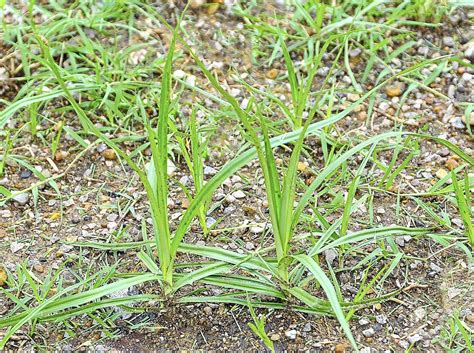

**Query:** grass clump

left=0, top=1, right=473, bottom=351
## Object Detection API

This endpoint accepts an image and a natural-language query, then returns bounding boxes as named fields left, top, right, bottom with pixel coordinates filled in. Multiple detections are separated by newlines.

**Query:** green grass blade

left=294, top=254, right=358, bottom=351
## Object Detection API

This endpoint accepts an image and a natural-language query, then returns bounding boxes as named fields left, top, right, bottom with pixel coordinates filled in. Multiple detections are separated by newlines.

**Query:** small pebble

left=270, top=333, right=280, bottom=341
left=375, top=314, right=387, bottom=324
left=10, top=241, right=25, bottom=253
left=33, top=264, right=45, bottom=273
left=442, top=36, right=455, bottom=47
left=266, top=68, right=279, bottom=80
left=54, top=150, right=69, bottom=162
left=408, top=333, right=422, bottom=344
left=20, top=170, right=32, bottom=179
left=385, top=82, right=404, bottom=97
left=204, top=166, right=217, bottom=176
left=362, top=328, right=375, bottom=337
left=0, top=267, right=7, bottom=285
left=445, top=158, right=459, bottom=171
left=103, top=149, right=117, bottom=160
left=414, top=307, right=426, bottom=321
left=285, top=329, right=297, bottom=340
left=250, top=226, right=264, bottom=234
left=435, top=168, right=448, bottom=179
left=232, top=190, right=246, bottom=199
left=13, top=192, right=29, bottom=206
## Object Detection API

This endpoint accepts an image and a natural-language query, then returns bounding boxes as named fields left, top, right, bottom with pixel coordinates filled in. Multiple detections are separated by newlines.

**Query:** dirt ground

left=1, top=1, right=474, bottom=352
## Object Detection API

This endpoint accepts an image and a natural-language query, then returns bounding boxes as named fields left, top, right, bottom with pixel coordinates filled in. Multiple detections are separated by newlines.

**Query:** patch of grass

left=0, top=0, right=473, bottom=351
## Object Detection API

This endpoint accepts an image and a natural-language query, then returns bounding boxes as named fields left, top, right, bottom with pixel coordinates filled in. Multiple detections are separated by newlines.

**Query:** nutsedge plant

left=1, top=2, right=474, bottom=351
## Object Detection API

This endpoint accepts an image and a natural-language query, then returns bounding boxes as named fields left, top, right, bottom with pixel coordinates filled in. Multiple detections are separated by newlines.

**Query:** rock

left=385, top=82, right=404, bottom=97
left=270, top=333, right=280, bottom=341
left=430, top=262, right=442, bottom=273
left=167, top=160, right=177, bottom=177
left=173, top=69, right=186, bottom=79
left=359, top=317, right=370, bottom=326
left=466, top=314, right=474, bottom=323
left=245, top=242, right=255, bottom=250
left=12, top=193, right=29, bottom=206
left=362, top=327, right=375, bottom=337
left=103, top=149, right=117, bottom=160
left=451, top=116, right=465, bottom=129
left=373, top=303, right=382, bottom=311
left=452, top=218, right=463, bottom=227
left=379, top=101, right=390, bottom=111
left=445, top=158, right=459, bottom=171
left=34, top=264, right=45, bottom=273
left=447, top=287, right=462, bottom=299
left=347, top=93, right=360, bottom=102
left=232, top=190, right=246, bottom=199
left=435, top=168, right=448, bottom=179
left=203, top=306, right=212, bottom=315
left=442, top=36, right=455, bottom=47
left=317, top=67, right=330, bottom=76
left=465, top=45, right=474, bottom=61
left=0, top=67, right=9, bottom=81
left=0, top=267, right=7, bottom=286
left=376, top=314, right=387, bottom=324
left=20, top=169, right=32, bottom=179
left=335, top=343, right=347, bottom=353
left=97, top=144, right=107, bottom=153
left=447, top=85, right=456, bottom=99
left=250, top=226, right=264, bottom=234
left=417, top=46, right=429, bottom=56
left=303, top=323, right=311, bottom=332
left=266, top=68, right=279, bottom=79
left=408, top=333, right=422, bottom=344
left=207, top=2, right=220, bottom=14
left=462, top=73, right=473, bottom=82
left=297, top=161, right=308, bottom=172
left=71, top=213, right=81, bottom=224
left=413, top=307, right=426, bottom=322
left=285, top=329, right=297, bottom=340
left=190, top=0, right=206, bottom=8
left=204, top=166, right=217, bottom=176
left=54, top=150, right=69, bottom=162
left=324, top=249, right=337, bottom=264
left=399, top=340, right=409, bottom=349
left=438, top=148, right=450, bottom=157
left=10, top=241, right=24, bottom=253
left=181, top=198, right=190, bottom=209
left=395, top=236, right=406, bottom=247
left=225, top=194, right=236, bottom=203
left=206, top=217, right=216, bottom=228
left=349, top=48, right=361, bottom=57
left=1, top=209, right=12, bottom=218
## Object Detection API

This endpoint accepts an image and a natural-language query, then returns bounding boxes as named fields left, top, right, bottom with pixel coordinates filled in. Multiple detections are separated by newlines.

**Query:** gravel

left=362, top=328, right=375, bottom=337
left=285, top=329, right=297, bottom=340
left=12, top=193, right=29, bottom=206
left=442, top=36, right=455, bottom=47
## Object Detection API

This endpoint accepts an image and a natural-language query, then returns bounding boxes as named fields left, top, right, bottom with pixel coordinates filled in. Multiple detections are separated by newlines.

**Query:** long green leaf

left=294, top=254, right=358, bottom=351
